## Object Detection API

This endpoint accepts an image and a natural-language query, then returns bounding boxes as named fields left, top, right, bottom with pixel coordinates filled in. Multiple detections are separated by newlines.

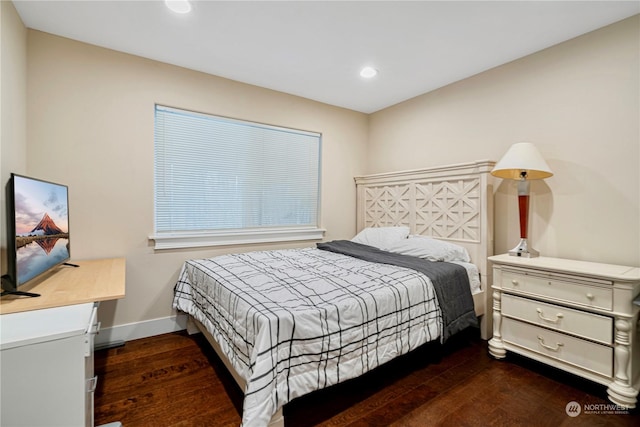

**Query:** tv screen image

left=2, top=174, right=71, bottom=296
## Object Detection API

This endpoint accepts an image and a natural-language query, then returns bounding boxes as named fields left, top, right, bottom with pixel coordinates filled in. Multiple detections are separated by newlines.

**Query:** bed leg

left=186, top=317, right=200, bottom=335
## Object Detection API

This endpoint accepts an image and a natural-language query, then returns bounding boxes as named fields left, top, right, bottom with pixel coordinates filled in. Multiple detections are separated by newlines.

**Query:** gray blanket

left=317, top=240, right=478, bottom=342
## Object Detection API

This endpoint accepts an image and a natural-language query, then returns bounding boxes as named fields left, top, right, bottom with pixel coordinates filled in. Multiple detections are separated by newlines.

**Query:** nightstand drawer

left=502, top=318, right=612, bottom=377
left=501, top=269, right=612, bottom=310
left=501, top=294, right=613, bottom=345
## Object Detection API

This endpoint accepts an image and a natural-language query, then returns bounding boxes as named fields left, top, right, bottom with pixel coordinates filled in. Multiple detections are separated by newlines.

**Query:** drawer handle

left=537, top=336, right=564, bottom=352
left=87, top=375, right=98, bottom=393
left=511, top=279, right=519, bottom=286
left=586, top=293, right=595, bottom=301
left=536, top=308, right=564, bottom=323
left=90, top=321, right=101, bottom=335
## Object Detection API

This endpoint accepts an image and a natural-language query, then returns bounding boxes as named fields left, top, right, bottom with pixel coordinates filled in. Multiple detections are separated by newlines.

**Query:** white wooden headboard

left=354, top=160, right=495, bottom=339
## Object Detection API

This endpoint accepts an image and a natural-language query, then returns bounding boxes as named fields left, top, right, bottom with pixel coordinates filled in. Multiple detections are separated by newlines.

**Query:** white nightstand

left=487, top=254, right=640, bottom=408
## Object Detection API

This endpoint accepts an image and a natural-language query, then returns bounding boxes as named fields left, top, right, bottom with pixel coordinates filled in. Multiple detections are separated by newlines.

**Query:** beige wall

left=25, top=31, right=368, bottom=330
left=368, top=15, right=640, bottom=266
left=0, top=1, right=27, bottom=275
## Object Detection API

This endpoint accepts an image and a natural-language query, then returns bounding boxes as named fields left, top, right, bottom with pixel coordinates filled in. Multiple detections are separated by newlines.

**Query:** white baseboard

left=95, top=313, right=189, bottom=347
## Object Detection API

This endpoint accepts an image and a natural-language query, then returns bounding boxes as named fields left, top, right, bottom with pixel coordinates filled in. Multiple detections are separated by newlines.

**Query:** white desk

left=0, top=258, right=125, bottom=427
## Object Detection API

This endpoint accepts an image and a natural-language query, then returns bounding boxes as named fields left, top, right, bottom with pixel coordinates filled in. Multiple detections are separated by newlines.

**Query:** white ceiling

left=13, top=1, right=640, bottom=113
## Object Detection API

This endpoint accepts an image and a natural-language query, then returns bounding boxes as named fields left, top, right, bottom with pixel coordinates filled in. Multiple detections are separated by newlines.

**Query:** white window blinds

left=152, top=105, right=323, bottom=249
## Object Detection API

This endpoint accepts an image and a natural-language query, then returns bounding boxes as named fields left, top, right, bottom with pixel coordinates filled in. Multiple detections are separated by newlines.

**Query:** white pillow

left=385, top=235, right=471, bottom=263
left=351, top=226, right=410, bottom=250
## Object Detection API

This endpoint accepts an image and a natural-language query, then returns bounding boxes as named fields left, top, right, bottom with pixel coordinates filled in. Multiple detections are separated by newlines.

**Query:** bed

left=173, top=160, right=495, bottom=427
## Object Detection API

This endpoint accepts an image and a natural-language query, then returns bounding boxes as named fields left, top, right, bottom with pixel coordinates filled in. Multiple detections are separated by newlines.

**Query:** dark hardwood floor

left=94, top=329, right=638, bottom=426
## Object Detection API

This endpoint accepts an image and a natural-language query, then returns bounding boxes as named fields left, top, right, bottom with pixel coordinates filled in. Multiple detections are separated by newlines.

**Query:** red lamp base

left=509, top=180, right=540, bottom=258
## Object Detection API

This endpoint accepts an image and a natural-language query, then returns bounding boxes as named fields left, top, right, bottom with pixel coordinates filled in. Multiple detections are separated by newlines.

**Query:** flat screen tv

left=2, top=174, right=72, bottom=297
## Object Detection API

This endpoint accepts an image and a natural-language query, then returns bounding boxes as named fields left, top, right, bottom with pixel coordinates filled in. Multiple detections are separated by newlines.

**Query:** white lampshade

left=491, top=142, right=553, bottom=180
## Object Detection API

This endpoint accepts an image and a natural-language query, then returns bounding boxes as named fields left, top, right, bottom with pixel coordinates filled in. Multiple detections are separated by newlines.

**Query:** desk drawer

left=501, top=294, right=612, bottom=345
left=502, top=317, right=612, bottom=377
left=501, top=270, right=612, bottom=310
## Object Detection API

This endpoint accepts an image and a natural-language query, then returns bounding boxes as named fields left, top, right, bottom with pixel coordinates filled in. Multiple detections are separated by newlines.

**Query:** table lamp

left=491, top=142, right=553, bottom=257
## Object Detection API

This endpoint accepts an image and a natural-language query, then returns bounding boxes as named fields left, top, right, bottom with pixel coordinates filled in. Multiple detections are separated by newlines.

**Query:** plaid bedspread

left=173, top=246, right=460, bottom=427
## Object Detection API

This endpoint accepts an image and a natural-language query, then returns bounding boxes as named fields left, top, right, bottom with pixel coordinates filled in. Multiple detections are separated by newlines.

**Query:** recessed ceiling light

left=360, top=66, right=378, bottom=79
left=165, top=0, right=192, bottom=14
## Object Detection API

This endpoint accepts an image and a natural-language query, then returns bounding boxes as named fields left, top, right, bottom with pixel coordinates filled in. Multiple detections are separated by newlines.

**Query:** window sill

left=149, top=227, right=326, bottom=250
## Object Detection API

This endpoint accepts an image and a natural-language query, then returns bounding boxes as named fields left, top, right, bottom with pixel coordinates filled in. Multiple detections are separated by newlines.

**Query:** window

left=151, top=105, right=324, bottom=249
